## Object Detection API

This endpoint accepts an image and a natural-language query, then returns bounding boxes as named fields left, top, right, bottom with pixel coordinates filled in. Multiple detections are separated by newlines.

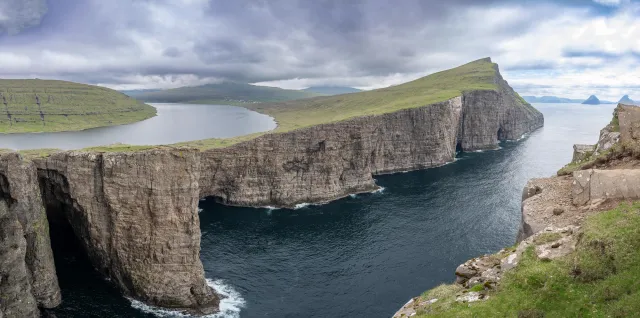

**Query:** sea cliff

left=0, top=59, right=543, bottom=316
left=393, top=104, right=640, bottom=317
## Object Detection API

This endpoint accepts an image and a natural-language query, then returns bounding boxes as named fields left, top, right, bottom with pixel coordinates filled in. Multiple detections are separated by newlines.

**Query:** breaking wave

left=129, top=279, right=245, bottom=318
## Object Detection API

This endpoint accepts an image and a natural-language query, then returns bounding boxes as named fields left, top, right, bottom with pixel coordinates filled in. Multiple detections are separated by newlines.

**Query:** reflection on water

left=0, top=103, right=276, bottom=150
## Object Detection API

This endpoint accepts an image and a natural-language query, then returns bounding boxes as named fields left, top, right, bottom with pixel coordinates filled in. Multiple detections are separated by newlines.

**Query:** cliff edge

left=394, top=104, right=640, bottom=317
left=1, top=58, right=542, bottom=317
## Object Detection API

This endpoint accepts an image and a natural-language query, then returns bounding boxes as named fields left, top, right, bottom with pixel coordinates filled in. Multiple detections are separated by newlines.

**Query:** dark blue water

left=0, top=103, right=276, bottom=150
left=49, top=103, right=615, bottom=318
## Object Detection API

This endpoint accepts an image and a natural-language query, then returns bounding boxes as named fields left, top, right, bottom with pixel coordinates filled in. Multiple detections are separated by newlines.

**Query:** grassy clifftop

left=243, top=58, right=501, bottom=133
left=0, top=79, right=156, bottom=133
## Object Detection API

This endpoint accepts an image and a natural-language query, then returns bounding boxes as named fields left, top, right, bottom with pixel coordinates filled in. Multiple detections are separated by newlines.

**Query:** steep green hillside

left=134, top=81, right=321, bottom=105
left=179, top=58, right=519, bottom=150
left=0, top=80, right=156, bottom=133
left=243, top=58, right=501, bottom=133
left=302, top=86, right=362, bottom=95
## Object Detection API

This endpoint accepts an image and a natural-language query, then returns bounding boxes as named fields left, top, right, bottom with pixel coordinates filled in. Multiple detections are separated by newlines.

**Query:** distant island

left=582, top=95, right=601, bottom=105
left=523, top=95, right=616, bottom=104
left=619, top=95, right=638, bottom=105
left=522, top=96, right=584, bottom=103
left=301, top=86, right=362, bottom=95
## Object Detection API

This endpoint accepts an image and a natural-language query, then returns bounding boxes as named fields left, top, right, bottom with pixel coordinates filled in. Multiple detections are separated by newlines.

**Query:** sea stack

left=619, top=95, right=636, bottom=105
left=582, top=95, right=601, bottom=105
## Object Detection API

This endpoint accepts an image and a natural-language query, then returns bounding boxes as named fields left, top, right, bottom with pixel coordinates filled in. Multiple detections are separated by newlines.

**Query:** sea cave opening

left=38, top=172, right=126, bottom=314
left=497, top=127, right=505, bottom=141
left=455, top=141, right=463, bottom=155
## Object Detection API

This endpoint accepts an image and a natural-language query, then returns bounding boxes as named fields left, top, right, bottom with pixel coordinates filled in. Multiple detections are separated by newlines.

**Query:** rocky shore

left=393, top=103, right=640, bottom=318
left=0, top=63, right=542, bottom=316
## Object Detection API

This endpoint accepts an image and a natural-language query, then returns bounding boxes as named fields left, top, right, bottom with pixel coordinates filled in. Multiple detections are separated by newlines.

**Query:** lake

left=47, top=103, right=616, bottom=318
left=0, top=103, right=276, bottom=150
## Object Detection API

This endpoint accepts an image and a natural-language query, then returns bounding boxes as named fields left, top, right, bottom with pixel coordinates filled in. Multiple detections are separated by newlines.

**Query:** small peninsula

left=0, top=80, right=156, bottom=133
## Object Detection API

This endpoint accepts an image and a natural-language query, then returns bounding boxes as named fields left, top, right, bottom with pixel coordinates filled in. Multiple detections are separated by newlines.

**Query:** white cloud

left=593, top=0, right=623, bottom=7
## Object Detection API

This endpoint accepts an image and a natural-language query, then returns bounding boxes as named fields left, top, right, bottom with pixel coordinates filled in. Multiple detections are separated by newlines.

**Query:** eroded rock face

left=34, top=149, right=218, bottom=314
left=618, top=104, right=640, bottom=144
left=0, top=153, right=60, bottom=317
left=200, top=79, right=543, bottom=208
left=573, top=169, right=640, bottom=205
left=572, top=144, right=595, bottom=163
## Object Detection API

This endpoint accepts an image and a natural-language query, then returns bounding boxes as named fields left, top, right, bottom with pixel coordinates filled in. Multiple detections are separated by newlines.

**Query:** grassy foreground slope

left=0, top=79, right=156, bottom=133
left=242, top=58, right=500, bottom=133
left=133, top=81, right=321, bottom=105
left=414, top=202, right=640, bottom=317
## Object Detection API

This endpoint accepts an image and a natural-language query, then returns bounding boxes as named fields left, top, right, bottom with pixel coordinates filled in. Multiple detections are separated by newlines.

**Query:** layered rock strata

left=0, top=154, right=60, bottom=318
left=200, top=84, right=543, bottom=208
left=33, top=150, right=218, bottom=314
left=1, top=69, right=543, bottom=315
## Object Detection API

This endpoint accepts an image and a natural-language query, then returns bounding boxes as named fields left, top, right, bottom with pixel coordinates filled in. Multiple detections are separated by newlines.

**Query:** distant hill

left=619, top=95, right=637, bottom=105
left=522, top=96, right=584, bottom=103
left=132, top=82, right=321, bottom=105
left=582, top=95, right=601, bottom=105
left=120, top=89, right=162, bottom=99
left=302, top=86, right=362, bottom=96
left=0, top=79, right=155, bottom=133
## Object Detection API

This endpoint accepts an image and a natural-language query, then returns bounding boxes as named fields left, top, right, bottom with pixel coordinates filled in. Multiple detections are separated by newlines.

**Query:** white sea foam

left=349, top=194, right=358, bottom=198
left=129, top=279, right=245, bottom=318
left=198, top=208, right=204, bottom=213
left=263, top=206, right=280, bottom=211
left=371, top=187, right=386, bottom=194
left=294, top=202, right=312, bottom=209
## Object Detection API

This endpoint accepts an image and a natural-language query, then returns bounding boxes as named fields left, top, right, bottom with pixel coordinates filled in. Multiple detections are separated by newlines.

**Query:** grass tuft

left=415, top=202, right=640, bottom=317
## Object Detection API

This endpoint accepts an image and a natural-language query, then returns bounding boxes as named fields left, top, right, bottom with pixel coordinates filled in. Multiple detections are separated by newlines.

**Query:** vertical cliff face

left=200, top=75, right=543, bottom=208
left=34, top=150, right=218, bottom=314
left=199, top=98, right=465, bottom=207
left=0, top=154, right=60, bottom=318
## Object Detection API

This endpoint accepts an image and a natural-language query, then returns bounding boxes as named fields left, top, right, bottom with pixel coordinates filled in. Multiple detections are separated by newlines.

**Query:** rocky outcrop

left=572, top=144, right=595, bottom=162
left=573, top=169, right=640, bottom=205
left=1, top=65, right=543, bottom=315
left=33, top=149, right=218, bottom=315
left=393, top=226, right=579, bottom=318
left=0, top=153, right=60, bottom=318
left=200, top=78, right=543, bottom=208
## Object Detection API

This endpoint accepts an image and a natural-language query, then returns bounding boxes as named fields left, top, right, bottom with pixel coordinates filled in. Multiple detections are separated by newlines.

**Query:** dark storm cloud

left=0, top=0, right=637, bottom=89
left=0, top=0, right=47, bottom=35
left=162, top=47, right=182, bottom=58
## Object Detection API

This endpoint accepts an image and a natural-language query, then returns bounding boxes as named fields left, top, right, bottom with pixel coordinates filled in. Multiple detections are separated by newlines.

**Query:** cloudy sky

left=0, top=0, right=638, bottom=101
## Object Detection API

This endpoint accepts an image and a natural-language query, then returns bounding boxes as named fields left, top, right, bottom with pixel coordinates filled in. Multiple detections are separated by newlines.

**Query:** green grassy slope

left=302, top=86, right=363, bottom=95
left=242, top=58, right=500, bottom=133
left=0, top=79, right=156, bottom=133
left=415, top=202, right=640, bottom=317
left=18, top=58, right=513, bottom=152
left=134, top=81, right=322, bottom=104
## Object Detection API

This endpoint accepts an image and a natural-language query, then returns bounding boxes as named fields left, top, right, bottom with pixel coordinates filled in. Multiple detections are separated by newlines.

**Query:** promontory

left=0, top=57, right=543, bottom=316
